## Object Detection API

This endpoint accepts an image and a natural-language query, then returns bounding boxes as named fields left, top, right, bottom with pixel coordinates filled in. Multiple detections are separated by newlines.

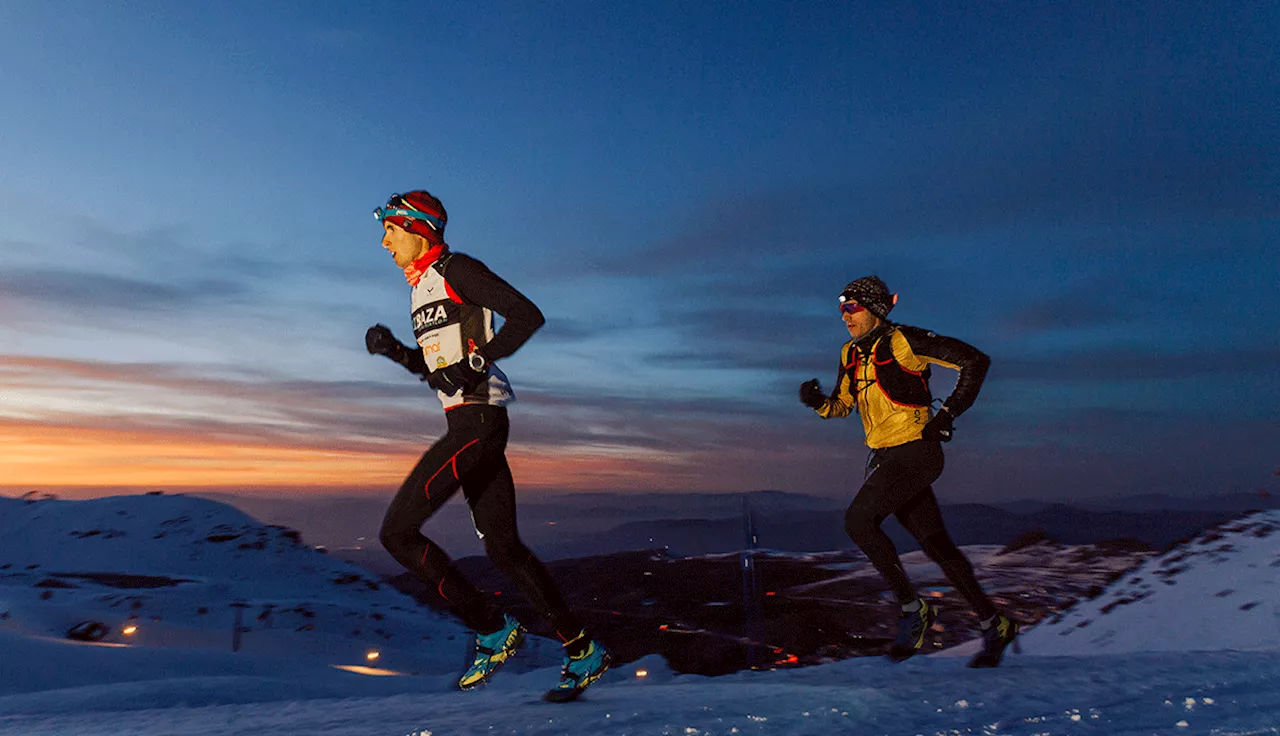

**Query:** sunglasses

left=839, top=300, right=867, bottom=316
left=373, top=194, right=444, bottom=231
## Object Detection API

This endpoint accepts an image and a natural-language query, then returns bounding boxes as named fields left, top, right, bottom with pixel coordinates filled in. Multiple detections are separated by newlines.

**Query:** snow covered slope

left=1021, top=510, right=1280, bottom=654
left=0, top=643, right=1275, bottom=735
left=0, top=494, right=560, bottom=686
left=0, top=493, right=394, bottom=599
left=0, top=499, right=1277, bottom=734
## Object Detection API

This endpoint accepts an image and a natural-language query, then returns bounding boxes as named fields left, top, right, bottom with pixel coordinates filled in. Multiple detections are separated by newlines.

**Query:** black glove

left=921, top=407, right=955, bottom=442
left=799, top=379, right=826, bottom=409
left=429, top=357, right=488, bottom=396
left=365, top=324, right=408, bottom=359
left=366, top=324, right=433, bottom=380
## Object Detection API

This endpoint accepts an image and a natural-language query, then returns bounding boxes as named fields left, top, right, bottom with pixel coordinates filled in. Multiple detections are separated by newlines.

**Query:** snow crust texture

left=1, top=498, right=1277, bottom=735
left=1023, top=511, right=1280, bottom=655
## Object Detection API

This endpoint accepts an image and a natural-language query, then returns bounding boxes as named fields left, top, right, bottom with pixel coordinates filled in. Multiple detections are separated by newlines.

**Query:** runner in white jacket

left=366, top=190, right=609, bottom=700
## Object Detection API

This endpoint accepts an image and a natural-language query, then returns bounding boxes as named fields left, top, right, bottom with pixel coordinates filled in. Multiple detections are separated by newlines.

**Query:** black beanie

left=839, top=276, right=896, bottom=320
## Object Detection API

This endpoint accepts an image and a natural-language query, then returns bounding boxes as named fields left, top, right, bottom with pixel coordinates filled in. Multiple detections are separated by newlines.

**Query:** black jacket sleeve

left=439, top=253, right=546, bottom=362
left=899, top=325, right=990, bottom=417
left=816, top=342, right=857, bottom=418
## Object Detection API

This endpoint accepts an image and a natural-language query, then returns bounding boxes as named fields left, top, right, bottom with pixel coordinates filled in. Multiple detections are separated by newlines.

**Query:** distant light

left=122, top=625, right=138, bottom=636
left=547, top=521, right=557, bottom=525
left=635, top=669, right=648, bottom=678
left=331, top=664, right=403, bottom=677
left=366, top=650, right=380, bottom=661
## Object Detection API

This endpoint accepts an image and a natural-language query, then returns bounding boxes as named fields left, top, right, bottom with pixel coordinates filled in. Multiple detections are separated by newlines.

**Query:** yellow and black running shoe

left=969, top=614, right=1020, bottom=668
left=544, top=639, right=611, bottom=703
left=458, top=614, right=525, bottom=690
left=887, top=599, right=937, bottom=662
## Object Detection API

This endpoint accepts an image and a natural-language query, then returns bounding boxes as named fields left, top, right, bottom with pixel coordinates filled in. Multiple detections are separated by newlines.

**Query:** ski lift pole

left=741, top=495, right=762, bottom=668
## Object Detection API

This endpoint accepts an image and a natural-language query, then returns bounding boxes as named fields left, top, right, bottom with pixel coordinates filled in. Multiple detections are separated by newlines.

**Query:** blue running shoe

left=458, top=614, right=525, bottom=690
left=544, top=639, right=611, bottom=703
left=888, top=598, right=937, bottom=662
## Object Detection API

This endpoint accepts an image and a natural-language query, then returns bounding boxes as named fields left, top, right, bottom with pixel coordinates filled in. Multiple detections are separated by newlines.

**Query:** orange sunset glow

left=0, top=419, right=706, bottom=493
left=0, top=420, right=410, bottom=489
left=0, top=354, right=731, bottom=495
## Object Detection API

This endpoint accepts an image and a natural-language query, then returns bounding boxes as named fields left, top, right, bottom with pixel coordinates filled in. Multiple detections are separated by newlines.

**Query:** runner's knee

left=844, top=502, right=882, bottom=543
left=379, top=520, right=417, bottom=557
left=483, top=534, right=530, bottom=570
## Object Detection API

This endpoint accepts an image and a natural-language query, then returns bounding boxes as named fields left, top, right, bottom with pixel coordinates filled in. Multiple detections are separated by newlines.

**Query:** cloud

left=599, top=39, right=1278, bottom=280
left=991, top=346, right=1280, bottom=383
left=0, top=210, right=390, bottom=327
left=997, top=278, right=1137, bottom=335
left=0, top=352, right=854, bottom=493
left=944, top=412, right=1280, bottom=502
left=532, top=317, right=608, bottom=344
left=0, top=267, right=246, bottom=314
left=0, top=354, right=435, bottom=444
left=4, top=350, right=1274, bottom=500
left=0, top=352, right=841, bottom=480
left=640, top=304, right=842, bottom=371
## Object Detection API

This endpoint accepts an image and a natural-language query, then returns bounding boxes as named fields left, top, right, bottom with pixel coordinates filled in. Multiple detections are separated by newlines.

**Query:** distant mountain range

left=992, top=491, right=1279, bottom=514
left=519, top=502, right=1258, bottom=560
left=171, top=488, right=1280, bottom=574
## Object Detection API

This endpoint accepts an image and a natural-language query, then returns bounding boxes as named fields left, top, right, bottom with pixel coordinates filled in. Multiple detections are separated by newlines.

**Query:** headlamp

left=373, top=195, right=444, bottom=231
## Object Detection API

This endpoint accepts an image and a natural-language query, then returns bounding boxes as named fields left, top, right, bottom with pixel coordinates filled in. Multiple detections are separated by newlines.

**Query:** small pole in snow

left=231, top=602, right=247, bottom=652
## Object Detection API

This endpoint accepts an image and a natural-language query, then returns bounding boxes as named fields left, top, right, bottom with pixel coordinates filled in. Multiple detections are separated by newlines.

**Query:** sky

left=0, top=1, right=1277, bottom=503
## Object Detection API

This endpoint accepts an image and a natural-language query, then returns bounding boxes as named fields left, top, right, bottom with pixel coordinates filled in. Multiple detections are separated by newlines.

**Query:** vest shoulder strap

left=430, top=252, right=454, bottom=277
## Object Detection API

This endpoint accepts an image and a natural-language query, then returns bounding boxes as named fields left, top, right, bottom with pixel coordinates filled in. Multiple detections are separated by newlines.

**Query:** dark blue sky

left=0, top=1, right=1276, bottom=501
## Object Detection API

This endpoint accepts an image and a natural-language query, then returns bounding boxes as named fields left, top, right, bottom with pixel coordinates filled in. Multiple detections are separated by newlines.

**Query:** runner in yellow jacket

left=800, top=275, right=1017, bottom=668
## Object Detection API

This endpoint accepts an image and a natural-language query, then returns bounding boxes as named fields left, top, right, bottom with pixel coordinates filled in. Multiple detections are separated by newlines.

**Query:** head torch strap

left=373, top=206, right=444, bottom=231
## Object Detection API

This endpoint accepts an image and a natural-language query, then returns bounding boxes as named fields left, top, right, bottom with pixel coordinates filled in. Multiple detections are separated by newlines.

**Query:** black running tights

left=843, top=439, right=997, bottom=620
left=379, top=405, right=584, bottom=640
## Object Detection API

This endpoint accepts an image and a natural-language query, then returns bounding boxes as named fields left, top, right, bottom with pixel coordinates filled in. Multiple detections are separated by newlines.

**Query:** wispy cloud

left=0, top=353, right=848, bottom=492
left=0, top=267, right=246, bottom=313
left=992, top=346, right=1280, bottom=384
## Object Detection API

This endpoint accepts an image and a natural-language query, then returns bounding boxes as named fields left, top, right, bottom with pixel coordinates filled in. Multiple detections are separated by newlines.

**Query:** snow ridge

left=1021, top=510, right=1280, bottom=654
left=0, top=494, right=487, bottom=680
